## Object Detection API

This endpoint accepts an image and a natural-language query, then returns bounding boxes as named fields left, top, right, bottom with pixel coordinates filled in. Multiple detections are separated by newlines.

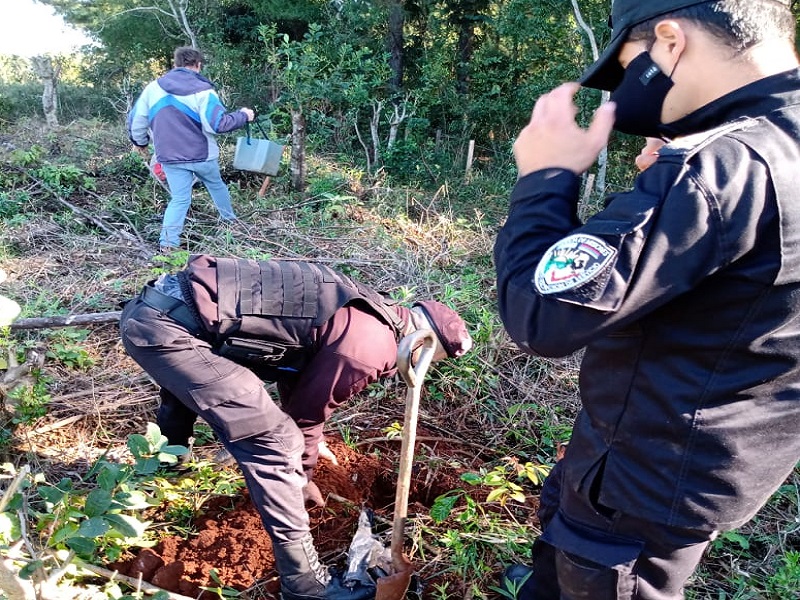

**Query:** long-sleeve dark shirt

left=494, top=69, right=800, bottom=529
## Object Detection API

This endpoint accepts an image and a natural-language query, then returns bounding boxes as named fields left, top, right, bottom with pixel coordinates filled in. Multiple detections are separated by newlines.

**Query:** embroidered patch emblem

left=534, top=234, right=616, bottom=294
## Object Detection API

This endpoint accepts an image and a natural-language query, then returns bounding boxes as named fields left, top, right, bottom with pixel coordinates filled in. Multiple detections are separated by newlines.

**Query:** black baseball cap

left=580, top=0, right=711, bottom=91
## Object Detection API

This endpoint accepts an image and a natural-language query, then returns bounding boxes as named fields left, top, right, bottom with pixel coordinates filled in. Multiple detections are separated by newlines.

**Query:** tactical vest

left=183, top=256, right=405, bottom=374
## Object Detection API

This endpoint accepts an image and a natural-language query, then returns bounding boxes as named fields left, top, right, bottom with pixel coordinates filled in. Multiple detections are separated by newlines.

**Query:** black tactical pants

left=120, top=297, right=309, bottom=544
left=518, top=460, right=716, bottom=600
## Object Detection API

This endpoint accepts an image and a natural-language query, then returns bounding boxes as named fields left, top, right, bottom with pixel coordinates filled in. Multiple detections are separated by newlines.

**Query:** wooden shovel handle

left=390, top=329, right=436, bottom=566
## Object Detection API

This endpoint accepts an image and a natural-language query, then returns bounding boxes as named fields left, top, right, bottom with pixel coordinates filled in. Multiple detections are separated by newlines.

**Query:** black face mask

left=609, top=52, right=674, bottom=138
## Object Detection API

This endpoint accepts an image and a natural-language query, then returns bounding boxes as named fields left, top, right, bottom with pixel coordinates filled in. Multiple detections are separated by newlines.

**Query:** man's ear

left=653, top=19, right=687, bottom=58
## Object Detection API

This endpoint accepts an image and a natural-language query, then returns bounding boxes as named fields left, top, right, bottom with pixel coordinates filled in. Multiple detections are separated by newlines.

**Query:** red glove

left=152, top=162, right=167, bottom=182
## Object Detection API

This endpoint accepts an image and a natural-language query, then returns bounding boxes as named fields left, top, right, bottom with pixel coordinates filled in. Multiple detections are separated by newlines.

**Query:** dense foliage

left=4, top=0, right=636, bottom=191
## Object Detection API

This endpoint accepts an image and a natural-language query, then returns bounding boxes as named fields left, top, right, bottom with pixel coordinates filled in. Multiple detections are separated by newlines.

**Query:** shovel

left=375, top=328, right=437, bottom=600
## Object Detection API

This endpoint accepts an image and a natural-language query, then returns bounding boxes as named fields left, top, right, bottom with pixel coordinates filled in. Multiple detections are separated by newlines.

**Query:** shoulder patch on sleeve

left=534, top=234, right=617, bottom=295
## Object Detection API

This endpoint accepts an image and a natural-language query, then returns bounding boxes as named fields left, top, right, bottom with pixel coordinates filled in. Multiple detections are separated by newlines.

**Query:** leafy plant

left=319, top=192, right=357, bottom=221
left=33, top=163, right=96, bottom=194
left=200, top=568, right=241, bottom=598
left=0, top=190, right=32, bottom=218
left=9, top=144, right=45, bottom=168
left=191, top=422, right=217, bottom=446
left=337, top=423, right=358, bottom=449
left=461, top=457, right=551, bottom=506
left=431, top=491, right=466, bottom=525
left=0, top=423, right=238, bottom=596
left=490, top=567, right=533, bottom=600
left=127, top=422, right=190, bottom=474
left=7, top=371, right=51, bottom=424
left=33, top=424, right=187, bottom=563
left=46, top=328, right=95, bottom=370
left=150, top=250, right=191, bottom=275
left=148, top=461, right=245, bottom=531
left=425, top=497, right=534, bottom=598
left=711, top=530, right=751, bottom=554
left=382, top=421, right=403, bottom=440
left=766, top=550, right=800, bottom=596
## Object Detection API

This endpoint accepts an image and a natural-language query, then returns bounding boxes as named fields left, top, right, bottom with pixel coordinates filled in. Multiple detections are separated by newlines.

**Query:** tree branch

left=74, top=560, right=198, bottom=600
left=9, top=312, right=122, bottom=331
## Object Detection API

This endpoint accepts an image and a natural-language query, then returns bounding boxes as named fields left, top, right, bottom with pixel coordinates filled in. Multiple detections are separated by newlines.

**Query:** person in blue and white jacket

left=128, top=46, right=254, bottom=252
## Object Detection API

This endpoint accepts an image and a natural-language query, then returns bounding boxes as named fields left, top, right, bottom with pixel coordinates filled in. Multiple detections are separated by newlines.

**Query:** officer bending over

left=120, top=254, right=471, bottom=600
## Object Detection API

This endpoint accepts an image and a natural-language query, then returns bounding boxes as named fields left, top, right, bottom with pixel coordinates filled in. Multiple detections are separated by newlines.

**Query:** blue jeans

left=160, top=160, right=236, bottom=247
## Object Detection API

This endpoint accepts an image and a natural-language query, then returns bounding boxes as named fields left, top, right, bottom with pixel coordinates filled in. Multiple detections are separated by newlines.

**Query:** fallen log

left=8, top=311, right=122, bottom=331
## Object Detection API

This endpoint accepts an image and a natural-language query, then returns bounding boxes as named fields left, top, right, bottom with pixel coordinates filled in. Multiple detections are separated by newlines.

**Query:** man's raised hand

left=513, top=82, right=616, bottom=178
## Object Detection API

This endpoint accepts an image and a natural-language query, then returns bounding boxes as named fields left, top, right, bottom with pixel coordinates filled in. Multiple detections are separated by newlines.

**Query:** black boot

left=274, top=534, right=375, bottom=600
left=499, top=564, right=536, bottom=599
left=498, top=540, right=560, bottom=600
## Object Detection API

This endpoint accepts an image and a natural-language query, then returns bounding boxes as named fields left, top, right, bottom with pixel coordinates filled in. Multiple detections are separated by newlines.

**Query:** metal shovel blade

left=374, top=552, right=414, bottom=600
left=375, top=328, right=437, bottom=600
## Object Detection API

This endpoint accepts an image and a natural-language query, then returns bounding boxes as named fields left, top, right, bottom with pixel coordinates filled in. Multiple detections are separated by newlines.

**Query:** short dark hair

left=629, top=0, right=795, bottom=51
left=174, top=46, right=204, bottom=68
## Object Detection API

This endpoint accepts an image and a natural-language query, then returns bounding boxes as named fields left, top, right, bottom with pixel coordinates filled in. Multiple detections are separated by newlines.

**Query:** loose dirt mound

left=110, top=435, right=486, bottom=599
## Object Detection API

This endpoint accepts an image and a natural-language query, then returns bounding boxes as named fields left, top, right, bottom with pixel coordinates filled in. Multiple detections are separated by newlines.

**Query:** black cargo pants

left=120, top=296, right=309, bottom=544
left=515, top=460, right=716, bottom=600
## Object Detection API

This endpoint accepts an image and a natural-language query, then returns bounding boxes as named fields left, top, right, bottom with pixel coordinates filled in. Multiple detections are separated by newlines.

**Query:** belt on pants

left=139, top=284, right=204, bottom=336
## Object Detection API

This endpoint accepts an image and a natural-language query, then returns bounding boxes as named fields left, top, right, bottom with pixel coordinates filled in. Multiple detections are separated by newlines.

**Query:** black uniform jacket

left=494, top=69, right=800, bottom=530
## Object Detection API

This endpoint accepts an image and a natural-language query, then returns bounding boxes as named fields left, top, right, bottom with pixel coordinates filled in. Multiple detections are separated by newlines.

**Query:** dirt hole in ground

left=109, top=430, right=495, bottom=599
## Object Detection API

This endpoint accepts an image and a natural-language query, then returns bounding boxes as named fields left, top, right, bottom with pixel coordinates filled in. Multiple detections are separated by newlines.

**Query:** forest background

left=0, top=0, right=799, bottom=599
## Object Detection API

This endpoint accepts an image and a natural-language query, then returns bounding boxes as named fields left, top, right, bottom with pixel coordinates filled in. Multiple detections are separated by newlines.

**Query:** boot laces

left=302, top=534, right=330, bottom=585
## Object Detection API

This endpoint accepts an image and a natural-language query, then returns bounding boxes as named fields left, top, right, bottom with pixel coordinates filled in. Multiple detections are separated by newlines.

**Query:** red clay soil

left=109, top=434, right=480, bottom=599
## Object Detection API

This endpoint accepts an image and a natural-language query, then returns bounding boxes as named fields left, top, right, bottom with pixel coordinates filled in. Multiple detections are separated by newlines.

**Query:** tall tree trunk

left=370, top=100, right=384, bottom=168
left=31, top=56, right=60, bottom=128
left=571, top=0, right=608, bottom=204
left=290, top=108, right=306, bottom=192
left=387, top=1, right=405, bottom=94
left=455, top=21, right=474, bottom=96
left=387, top=95, right=414, bottom=149
left=165, top=0, right=198, bottom=48
left=353, top=113, right=373, bottom=177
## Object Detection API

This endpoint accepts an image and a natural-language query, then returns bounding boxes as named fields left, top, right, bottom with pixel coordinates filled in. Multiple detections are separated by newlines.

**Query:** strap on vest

left=280, top=262, right=295, bottom=316
left=216, top=258, right=240, bottom=322
left=728, top=114, right=800, bottom=286
left=299, top=262, right=319, bottom=317
left=238, top=259, right=254, bottom=315
left=214, top=257, right=404, bottom=334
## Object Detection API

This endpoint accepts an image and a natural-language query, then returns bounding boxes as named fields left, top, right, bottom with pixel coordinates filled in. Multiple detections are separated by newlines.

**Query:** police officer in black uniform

left=495, top=1, right=800, bottom=598
left=120, top=254, right=472, bottom=600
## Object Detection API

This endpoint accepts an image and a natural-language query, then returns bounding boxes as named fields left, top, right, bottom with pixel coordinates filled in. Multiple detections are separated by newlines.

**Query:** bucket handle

left=243, top=118, right=271, bottom=146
